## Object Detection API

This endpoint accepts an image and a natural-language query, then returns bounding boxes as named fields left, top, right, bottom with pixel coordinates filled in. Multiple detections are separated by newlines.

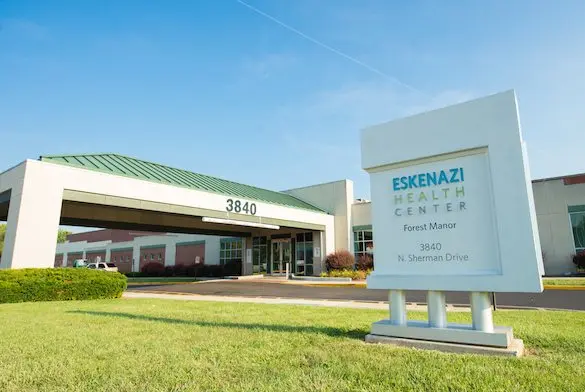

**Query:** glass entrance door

left=271, top=240, right=291, bottom=275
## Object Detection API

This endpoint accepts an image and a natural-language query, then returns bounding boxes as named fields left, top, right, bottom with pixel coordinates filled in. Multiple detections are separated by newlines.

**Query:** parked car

left=86, top=262, right=118, bottom=272
left=72, top=259, right=88, bottom=268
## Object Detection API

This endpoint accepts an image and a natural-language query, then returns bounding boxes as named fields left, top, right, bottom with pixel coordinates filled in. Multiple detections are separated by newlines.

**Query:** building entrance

left=271, top=238, right=291, bottom=275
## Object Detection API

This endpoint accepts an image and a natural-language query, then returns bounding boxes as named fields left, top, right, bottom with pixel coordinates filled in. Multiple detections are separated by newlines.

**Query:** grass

left=542, top=277, right=585, bottom=286
left=1, top=300, right=585, bottom=392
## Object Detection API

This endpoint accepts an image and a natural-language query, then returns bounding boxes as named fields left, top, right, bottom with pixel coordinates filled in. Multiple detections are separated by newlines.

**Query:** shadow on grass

left=68, top=310, right=367, bottom=340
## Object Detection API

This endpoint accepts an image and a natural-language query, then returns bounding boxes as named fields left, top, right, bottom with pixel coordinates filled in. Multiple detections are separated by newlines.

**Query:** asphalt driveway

left=127, top=280, right=585, bottom=311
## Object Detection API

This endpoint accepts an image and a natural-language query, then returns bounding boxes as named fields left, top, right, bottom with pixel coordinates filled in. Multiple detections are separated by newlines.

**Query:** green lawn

left=543, top=277, right=585, bottom=286
left=1, top=300, right=584, bottom=392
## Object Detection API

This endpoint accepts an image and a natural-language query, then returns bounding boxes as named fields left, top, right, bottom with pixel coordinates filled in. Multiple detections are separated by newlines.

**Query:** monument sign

left=361, top=90, right=543, bottom=356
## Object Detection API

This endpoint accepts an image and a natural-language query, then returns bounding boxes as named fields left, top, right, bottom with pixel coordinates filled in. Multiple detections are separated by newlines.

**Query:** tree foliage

left=0, top=224, right=71, bottom=258
left=0, top=224, right=5, bottom=259
left=57, top=229, right=72, bottom=243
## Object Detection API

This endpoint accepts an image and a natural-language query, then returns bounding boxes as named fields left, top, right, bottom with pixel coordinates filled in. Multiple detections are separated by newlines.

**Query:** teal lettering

left=400, top=177, right=408, bottom=190
left=426, top=172, right=437, bottom=186
left=408, top=175, right=417, bottom=188
left=438, top=170, right=449, bottom=185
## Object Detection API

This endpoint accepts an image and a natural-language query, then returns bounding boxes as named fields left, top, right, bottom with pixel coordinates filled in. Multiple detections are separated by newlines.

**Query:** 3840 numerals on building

left=226, top=199, right=257, bottom=215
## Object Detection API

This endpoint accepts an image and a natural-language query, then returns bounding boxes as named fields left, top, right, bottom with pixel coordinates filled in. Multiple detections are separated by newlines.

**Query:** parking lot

left=127, top=280, right=585, bottom=311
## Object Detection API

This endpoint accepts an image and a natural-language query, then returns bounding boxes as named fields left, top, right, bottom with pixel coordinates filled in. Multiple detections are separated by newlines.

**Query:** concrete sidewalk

left=123, top=291, right=471, bottom=311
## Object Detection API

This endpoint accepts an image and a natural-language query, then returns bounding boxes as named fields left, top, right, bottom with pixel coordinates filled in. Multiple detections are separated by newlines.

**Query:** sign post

left=361, top=91, right=543, bottom=356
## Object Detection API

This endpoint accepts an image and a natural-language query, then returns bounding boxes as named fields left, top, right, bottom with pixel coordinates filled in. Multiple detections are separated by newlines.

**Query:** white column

left=242, top=237, right=252, bottom=276
left=132, top=244, right=141, bottom=272
left=389, top=290, right=407, bottom=326
left=470, top=292, right=494, bottom=332
left=1, top=166, right=63, bottom=269
left=312, top=230, right=325, bottom=276
left=165, top=240, right=176, bottom=266
left=62, top=252, right=68, bottom=267
left=105, top=248, right=111, bottom=263
left=205, top=236, right=220, bottom=265
left=427, top=291, right=447, bottom=328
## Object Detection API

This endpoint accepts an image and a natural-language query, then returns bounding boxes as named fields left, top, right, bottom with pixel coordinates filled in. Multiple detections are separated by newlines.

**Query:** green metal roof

left=39, top=153, right=325, bottom=213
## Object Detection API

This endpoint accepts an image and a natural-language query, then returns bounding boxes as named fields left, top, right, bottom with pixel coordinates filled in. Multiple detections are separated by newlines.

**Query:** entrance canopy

left=0, top=154, right=335, bottom=269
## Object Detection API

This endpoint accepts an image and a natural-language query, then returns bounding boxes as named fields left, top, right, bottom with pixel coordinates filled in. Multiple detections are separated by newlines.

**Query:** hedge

left=0, top=268, right=127, bottom=304
left=125, top=261, right=239, bottom=278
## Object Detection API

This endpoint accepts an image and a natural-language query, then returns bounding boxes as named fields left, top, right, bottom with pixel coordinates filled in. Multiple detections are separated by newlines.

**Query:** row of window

left=354, top=229, right=374, bottom=261
left=220, top=239, right=243, bottom=264
left=252, top=237, right=268, bottom=273
left=295, top=232, right=314, bottom=276
left=570, top=209, right=585, bottom=253
left=142, top=253, right=163, bottom=261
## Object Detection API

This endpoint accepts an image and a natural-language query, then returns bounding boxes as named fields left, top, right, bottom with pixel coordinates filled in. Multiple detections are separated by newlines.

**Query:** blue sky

left=1, top=0, right=584, bottom=200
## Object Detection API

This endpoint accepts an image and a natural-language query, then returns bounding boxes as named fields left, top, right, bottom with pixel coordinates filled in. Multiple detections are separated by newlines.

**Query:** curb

left=286, top=282, right=585, bottom=291
left=543, top=285, right=585, bottom=291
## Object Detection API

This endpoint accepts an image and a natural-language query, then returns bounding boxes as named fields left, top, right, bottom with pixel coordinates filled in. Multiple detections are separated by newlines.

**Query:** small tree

left=325, top=250, right=355, bottom=271
left=356, top=254, right=374, bottom=271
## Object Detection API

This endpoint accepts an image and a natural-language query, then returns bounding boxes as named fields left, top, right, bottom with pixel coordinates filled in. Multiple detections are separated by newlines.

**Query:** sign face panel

left=372, top=152, right=501, bottom=276
left=361, top=91, right=543, bottom=292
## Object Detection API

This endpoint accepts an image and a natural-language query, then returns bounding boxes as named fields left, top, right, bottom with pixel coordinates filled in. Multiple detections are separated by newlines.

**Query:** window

left=158, top=253, right=162, bottom=261
left=150, top=254, right=154, bottom=261
left=570, top=208, right=585, bottom=252
left=106, top=263, right=116, bottom=268
left=220, top=239, right=243, bottom=265
left=113, top=256, right=117, bottom=262
left=126, top=256, right=130, bottom=262
left=354, top=228, right=374, bottom=263
left=144, top=254, right=147, bottom=260
left=295, top=232, right=314, bottom=275
left=252, top=237, right=268, bottom=273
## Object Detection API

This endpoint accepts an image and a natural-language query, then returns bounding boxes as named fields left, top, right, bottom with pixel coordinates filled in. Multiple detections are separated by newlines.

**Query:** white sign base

left=365, top=334, right=524, bottom=357
left=366, top=289, right=524, bottom=356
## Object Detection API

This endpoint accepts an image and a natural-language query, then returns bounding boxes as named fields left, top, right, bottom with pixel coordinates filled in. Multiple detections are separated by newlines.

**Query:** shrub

left=141, top=262, right=165, bottom=277
left=573, top=252, right=585, bottom=270
left=163, top=266, right=174, bottom=277
left=199, top=265, right=223, bottom=277
left=321, top=269, right=371, bottom=280
left=0, top=268, right=127, bottom=304
left=172, top=263, right=187, bottom=277
left=356, top=254, right=374, bottom=271
left=325, top=250, right=355, bottom=271
left=222, top=259, right=242, bottom=276
left=124, top=272, right=144, bottom=277
left=185, top=264, right=202, bottom=277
